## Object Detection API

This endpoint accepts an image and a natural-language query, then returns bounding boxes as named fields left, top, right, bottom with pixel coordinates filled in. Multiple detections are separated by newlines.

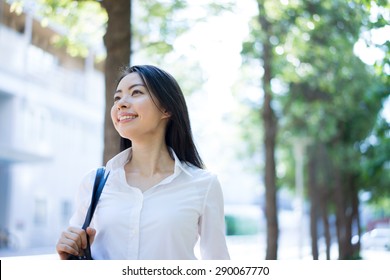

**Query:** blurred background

left=0, top=0, right=389, bottom=260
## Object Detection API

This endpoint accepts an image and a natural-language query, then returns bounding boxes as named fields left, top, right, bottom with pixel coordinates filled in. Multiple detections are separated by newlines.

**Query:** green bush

left=225, top=215, right=261, bottom=235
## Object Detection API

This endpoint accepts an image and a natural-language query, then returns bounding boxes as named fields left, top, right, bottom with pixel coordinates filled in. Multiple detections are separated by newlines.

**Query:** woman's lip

left=117, top=114, right=138, bottom=122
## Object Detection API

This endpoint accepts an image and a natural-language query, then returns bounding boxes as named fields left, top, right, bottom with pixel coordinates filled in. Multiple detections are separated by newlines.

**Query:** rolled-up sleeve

left=198, top=176, right=230, bottom=260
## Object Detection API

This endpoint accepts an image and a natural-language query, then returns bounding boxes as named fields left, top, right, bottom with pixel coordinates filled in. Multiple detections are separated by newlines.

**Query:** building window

left=34, top=198, right=47, bottom=226
left=61, top=200, right=72, bottom=225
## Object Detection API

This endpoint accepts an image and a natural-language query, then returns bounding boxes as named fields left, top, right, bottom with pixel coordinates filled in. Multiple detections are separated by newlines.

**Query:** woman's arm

left=198, top=176, right=230, bottom=260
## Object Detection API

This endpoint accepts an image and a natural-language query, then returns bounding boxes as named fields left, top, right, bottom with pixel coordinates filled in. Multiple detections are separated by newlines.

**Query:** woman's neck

left=126, top=141, right=174, bottom=177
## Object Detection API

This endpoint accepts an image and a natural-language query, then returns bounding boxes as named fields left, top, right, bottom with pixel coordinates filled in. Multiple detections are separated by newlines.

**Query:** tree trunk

left=348, top=173, right=361, bottom=258
left=351, top=181, right=361, bottom=257
left=320, top=195, right=331, bottom=260
left=335, top=167, right=361, bottom=259
left=334, top=167, right=346, bottom=259
left=308, top=145, right=319, bottom=259
left=101, top=0, right=131, bottom=164
left=319, top=143, right=332, bottom=260
left=334, top=167, right=357, bottom=259
left=257, top=0, right=279, bottom=260
left=345, top=175, right=353, bottom=255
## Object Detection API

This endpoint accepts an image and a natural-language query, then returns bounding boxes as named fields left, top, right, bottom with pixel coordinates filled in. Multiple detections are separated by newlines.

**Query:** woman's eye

left=131, top=90, right=142, bottom=96
left=113, top=96, right=120, bottom=102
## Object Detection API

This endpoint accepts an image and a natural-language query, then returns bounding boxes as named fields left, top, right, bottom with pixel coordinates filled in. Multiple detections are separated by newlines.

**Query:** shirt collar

left=169, top=148, right=193, bottom=177
left=106, top=147, right=193, bottom=177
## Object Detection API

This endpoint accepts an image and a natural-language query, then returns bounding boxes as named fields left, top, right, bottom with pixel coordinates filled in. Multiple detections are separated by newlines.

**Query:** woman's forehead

left=117, top=72, right=144, bottom=88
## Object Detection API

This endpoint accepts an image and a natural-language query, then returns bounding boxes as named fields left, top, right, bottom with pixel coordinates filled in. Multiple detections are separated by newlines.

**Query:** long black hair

left=117, top=65, right=204, bottom=169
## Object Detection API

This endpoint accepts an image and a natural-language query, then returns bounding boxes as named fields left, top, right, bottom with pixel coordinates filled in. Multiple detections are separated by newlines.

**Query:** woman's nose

left=116, top=98, right=129, bottom=110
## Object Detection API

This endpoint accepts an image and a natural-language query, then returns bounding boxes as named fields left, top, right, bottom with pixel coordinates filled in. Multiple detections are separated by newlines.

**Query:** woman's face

left=111, top=72, right=170, bottom=141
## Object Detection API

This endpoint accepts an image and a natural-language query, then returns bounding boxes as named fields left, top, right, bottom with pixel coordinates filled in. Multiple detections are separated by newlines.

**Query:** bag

left=67, top=167, right=110, bottom=260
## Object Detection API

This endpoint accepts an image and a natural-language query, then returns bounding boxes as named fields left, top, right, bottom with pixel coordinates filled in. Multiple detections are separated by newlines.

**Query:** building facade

left=0, top=1, right=105, bottom=253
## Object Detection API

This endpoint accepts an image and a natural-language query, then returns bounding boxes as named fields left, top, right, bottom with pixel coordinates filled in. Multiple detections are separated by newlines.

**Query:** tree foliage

left=28, top=0, right=106, bottom=57
left=240, top=0, right=389, bottom=259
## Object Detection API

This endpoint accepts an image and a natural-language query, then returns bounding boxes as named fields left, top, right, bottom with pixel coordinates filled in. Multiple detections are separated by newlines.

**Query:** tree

left=241, top=0, right=388, bottom=260
left=101, top=0, right=131, bottom=164
left=256, top=0, right=279, bottom=260
left=278, top=0, right=388, bottom=259
left=241, top=0, right=293, bottom=259
left=357, top=0, right=390, bottom=215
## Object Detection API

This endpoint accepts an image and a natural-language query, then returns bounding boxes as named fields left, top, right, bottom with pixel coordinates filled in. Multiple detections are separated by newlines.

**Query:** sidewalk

left=1, top=239, right=389, bottom=260
left=0, top=246, right=57, bottom=259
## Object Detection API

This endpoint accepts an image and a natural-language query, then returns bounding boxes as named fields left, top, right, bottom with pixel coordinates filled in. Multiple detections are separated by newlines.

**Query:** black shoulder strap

left=82, top=167, right=110, bottom=230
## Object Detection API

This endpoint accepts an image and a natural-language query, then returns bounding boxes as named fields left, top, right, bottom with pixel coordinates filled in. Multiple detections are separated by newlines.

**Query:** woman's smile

left=117, top=113, right=139, bottom=123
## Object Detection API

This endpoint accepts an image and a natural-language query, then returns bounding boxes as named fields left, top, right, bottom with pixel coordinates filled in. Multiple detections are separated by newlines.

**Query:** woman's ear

left=162, top=109, right=171, bottom=119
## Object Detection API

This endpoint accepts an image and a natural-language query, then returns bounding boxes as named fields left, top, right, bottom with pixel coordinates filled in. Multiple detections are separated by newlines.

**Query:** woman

left=56, top=65, right=230, bottom=260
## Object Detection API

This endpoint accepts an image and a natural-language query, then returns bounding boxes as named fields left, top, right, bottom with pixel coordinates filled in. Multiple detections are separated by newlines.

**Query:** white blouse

left=69, top=148, right=230, bottom=260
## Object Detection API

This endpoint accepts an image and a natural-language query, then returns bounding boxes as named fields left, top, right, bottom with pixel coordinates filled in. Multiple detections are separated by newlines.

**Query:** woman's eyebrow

left=115, top=83, right=145, bottom=93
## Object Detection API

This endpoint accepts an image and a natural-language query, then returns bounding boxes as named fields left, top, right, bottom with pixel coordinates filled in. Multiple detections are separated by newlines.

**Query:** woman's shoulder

left=77, top=167, right=103, bottom=192
left=183, top=163, right=214, bottom=176
left=182, top=164, right=220, bottom=187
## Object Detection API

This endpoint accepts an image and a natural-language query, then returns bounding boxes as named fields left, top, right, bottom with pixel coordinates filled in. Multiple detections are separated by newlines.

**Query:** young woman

left=56, top=65, right=230, bottom=260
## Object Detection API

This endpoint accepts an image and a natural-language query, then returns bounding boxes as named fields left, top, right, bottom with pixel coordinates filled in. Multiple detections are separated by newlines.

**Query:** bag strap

left=67, top=167, right=110, bottom=260
left=82, top=167, right=110, bottom=230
